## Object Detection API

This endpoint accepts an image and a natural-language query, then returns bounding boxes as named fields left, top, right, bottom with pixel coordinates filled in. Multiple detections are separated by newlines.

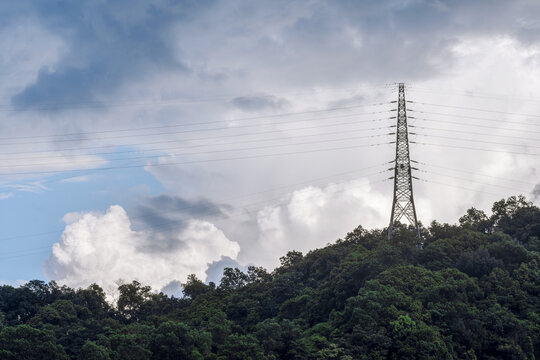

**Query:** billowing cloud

left=244, top=178, right=392, bottom=269
left=44, top=205, right=240, bottom=293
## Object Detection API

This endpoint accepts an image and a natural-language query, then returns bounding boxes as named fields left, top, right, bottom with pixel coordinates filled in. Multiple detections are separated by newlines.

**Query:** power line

left=0, top=111, right=393, bottom=147
left=417, top=169, right=530, bottom=194
left=0, top=101, right=392, bottom=141
left=128, top=175, right=392, bottom=238
left=0, top=162, right=391, bottom=244
left=410, top=133, right=540, bottom=149
left=0, top=141, right=394, bottom=177
left=0, top=128, right=392, bottom=188
left=415, top=177, right=505, bottom=197
left=412, top=161, right=537, bottom=187
left=411, top=141, right=539, bottom=157
left=407, top=86, right=540, bottom=105
left=410, top=117, right=540, bottom=135
left=0, top=135, right=393, bottom=169
left=0, top=249, right=53, bottom=261
left=409, top=109, right=540, bottom=127
left=0, top=84, right=395, bottom=112
left=2, top=175, right=392, bottom=261
left=0, top=121, right=392, bottom=159
left=415, top=101, right=540, bottom=116
left=1, top=175, right=391, bottom=260
left=409, top=124, right=540, bottom=142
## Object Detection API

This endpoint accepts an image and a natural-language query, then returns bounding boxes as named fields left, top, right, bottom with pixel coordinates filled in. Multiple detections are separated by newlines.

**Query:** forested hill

left=1, top=196, right=539, bottom=360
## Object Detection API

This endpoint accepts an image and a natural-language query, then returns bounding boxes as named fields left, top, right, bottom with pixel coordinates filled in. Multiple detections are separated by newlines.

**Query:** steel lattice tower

left=388, top=83, right=420, bottom=240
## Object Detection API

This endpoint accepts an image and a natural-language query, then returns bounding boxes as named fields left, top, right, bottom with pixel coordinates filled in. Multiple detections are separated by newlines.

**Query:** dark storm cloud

left=9, top=0, right=213, bottom=108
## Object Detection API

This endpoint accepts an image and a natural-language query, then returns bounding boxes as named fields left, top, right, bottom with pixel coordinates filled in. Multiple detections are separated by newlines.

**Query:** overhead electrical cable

left=412, top=161, right=537, bottom=187
left=0, top=161, right=391, bottom=242
left=417, top=169, right=530, bottom=193
left=0, top=111, right=393, bottom=146
left=0, top=135, right=392, bottom=169
left=0, top=129, right=392, bottom=162
left=411, top=141, right=539, bottom=157
left=0, top=85, right=395, bottom=112
left=409, top=109, right=540, bottom=127
left=0, top=121, right=392, bottom=158
left=0, top=174, right=392, bottom=260
left=406, top=87, right=540, bottom=105
left=410, top=133, right=540, bottom=149
left=409, top=125, right=540, bottom=142
left=0, top=101, right=393, bottom=141
left=415, top=177, right=504, bottom=197
left=0, top=141, right=394, bottom=177
left=410, top=117, right=540, bottom=135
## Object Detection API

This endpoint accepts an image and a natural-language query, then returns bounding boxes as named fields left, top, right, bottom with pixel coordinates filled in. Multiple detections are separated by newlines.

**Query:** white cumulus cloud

left=44, top=205, right=240, bottom=294
left=247, top=178, right=390, bottom=269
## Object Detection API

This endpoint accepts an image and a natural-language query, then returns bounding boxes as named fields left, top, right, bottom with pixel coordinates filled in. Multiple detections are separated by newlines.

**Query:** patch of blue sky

left=0, top=161, right=164, bottom=282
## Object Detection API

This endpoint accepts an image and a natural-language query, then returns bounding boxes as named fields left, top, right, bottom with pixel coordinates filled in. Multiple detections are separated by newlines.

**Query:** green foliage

left=149, top=320, right=211, bottom=360
left=183, top=274, right=212, bottom=299
left=78, top=341, right=111, bottom=360
left=456, top=248, right=503, bottom=278
left=217, top=334, right=267, bottom=360
left=0, top=196, right=538, bottom=359
left=117, top=281, right=152, bottom=321
left=0, top=324, right=69, bottom=359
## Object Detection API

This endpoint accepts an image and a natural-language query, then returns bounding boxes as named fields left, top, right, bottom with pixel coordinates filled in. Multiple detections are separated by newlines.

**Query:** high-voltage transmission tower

left=388, top=83, right=421, bottom=240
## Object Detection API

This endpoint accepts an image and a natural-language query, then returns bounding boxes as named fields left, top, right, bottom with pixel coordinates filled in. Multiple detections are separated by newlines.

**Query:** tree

left=486, top=237, right=529, bottom=269
left=388, top=315, right=451, bottom=359
left=116, top=281, right=152, bottom=321
left=107, top=333, right=151, bottom=360
left=456, top=248, right=503, bottom=278
left=78, top=341, right=111, bottom=360
left=72, top=284, right=110, bottom=319
left=217, top=334, right=268, bottom=360
left=149, top=321, right=211, bottom=360
left=0, top=325, right=69, bottom=360
left=183, top=274, right=211, bottom=299
left=217, top=268, right=248, bottom=291
left=279, top=251, right=304, bottom=269
left=459, top=208, right=491, bottom=233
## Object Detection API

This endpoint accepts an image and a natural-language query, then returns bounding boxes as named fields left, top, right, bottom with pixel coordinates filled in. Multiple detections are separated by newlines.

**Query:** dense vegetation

left=1, top=195, right=539, bottom=359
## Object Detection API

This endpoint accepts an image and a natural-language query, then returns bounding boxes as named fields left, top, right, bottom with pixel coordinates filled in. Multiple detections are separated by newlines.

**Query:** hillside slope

left=0, top=195, right=539, bottom=359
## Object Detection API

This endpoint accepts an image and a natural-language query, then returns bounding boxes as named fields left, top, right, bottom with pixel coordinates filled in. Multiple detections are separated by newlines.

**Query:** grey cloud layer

left=130, top=194, right=227, bottom=253
left=8, top=0, right=540, bottom=110
left=9, top=0, right=201, bottom=106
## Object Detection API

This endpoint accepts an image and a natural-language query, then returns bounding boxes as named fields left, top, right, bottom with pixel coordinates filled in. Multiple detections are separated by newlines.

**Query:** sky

left=1, top=0, right=540, bottom=295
